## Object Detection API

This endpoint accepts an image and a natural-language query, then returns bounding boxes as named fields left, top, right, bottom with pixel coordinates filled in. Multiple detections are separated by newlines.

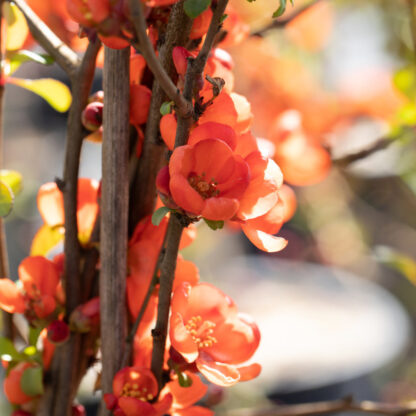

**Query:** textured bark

left=99, top=46, right=130, bottom=416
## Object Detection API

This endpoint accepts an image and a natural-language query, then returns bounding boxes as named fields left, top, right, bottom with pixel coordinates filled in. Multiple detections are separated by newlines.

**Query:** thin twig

left=128, top=0, right=192, bottom=118
left=0, top=0, right=13, bottom=340
left=251, top=0, right=323, bottom=37
left=36, top=39, right=100, bottom=416
left=332, top=136, right=395, bottom=167
left=151, top=214, right=184, bottom=389
left=9, top=0, right=80, bottom=80
left=150, top=0, right=229, bottom=389
left=128, top=0, right=192, bottom=233
left=223, top=397, right=416, bottom=416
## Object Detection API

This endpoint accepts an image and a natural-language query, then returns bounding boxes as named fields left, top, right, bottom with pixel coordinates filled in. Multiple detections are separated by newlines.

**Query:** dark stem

left=99, top=46, right=130, bottom=416
left=251, top=0, right=323, bottom=37
left=150, top=214, right=183, bottom=388
left=36, top=38, right=100, bottom=416
left=222, top=397, right=416, bottom=416
left=0, top=0, right=13, bottom=341
left=128, top=0, right=192, bottom=117
left=128, top=0, right=192, bottom=233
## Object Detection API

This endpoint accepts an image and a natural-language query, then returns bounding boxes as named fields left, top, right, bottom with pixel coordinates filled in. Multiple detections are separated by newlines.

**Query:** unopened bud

left=47, top=320, right=70, bottom=344
left=72, top=404, right=86, bottom=416
left=82, top=102, right=103, bottom=132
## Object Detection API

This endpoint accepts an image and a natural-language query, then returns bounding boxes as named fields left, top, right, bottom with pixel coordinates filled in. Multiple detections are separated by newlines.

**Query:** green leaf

left=160, top=101, right=173, bottom=116
left=29, top=327, right=42, bottom=347
left=0, top=336, right=20, bottom=360
left=0, top=180, right=14, bottom=217
left=375, top=246, right=416, bottom=286
left=273, top=0, right=294, bottom=17
left=0, top=170, right=22, bottom=195
left=151, top=207, right=170, bottom=226
left=184, top=0, right=211, bottom=18
left=393, top=66, right=416, bottom=100
left=204, top=218, right=224, bottom=230
left=178, top=371, right=193, bottom=387
left=20, top=366, right=44, bottom=396
left=396, top=102, right=416, bottom=126
left=8, top=77, right=72, bottom=113
left=7, top=50, right=54, bottom=75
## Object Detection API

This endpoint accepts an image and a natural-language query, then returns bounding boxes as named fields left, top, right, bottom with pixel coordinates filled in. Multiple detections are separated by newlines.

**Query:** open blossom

left=104, top=366, right=172, bottom=416
left=157, top=138, right=250, bottom=221
left=0, top=256, right=60, bottom=319
left=169, top=283, right=261, bottom=387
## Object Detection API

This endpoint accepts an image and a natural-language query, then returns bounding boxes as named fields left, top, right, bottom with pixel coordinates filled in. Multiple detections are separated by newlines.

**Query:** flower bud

left=82, top=102, right=103, bottom=132
left=47, top=320, right=70, bottom=344
left=72, top=404, right=86, bottom=416
left=69, top=297, right=100, bottom=333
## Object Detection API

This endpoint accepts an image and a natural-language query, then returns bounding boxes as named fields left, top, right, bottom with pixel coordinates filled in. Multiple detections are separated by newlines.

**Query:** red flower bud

left=82, top=102, right=103, bottom=132
left=72, top=404, right=86, bottom=416
left=47, top=320, right=70, bottom=344
left=70, top=297, right=100, bottom=333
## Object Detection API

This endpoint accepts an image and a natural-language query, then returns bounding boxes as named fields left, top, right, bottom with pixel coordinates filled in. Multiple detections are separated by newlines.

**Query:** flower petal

left=241, top=225, right=287, bottom=253
left=0, top=278, right=25, bottom=313
left=196, top=355, right=240, bottom=387
left=169, top=312, right=199, bottom=363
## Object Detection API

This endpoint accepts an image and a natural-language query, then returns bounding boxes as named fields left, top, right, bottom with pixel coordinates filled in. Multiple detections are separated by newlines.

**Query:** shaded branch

left=9, top=0, right=80, bottom=80
left=332, top=136, right=395, bottom=167
left=99, top=46, right=130, bottom=416
left=0, top=0, right=13, bottom=340
left=128, top=0, right=192, bottom=233
left=151, top=214, right=184, bottom=389
left=36, top=38, right=101, bottom=416
left=223, top=397, right=416, bottom=416
left=128, top=0, right=192, bottom=118
left=251, top=0, right=323, bottom=37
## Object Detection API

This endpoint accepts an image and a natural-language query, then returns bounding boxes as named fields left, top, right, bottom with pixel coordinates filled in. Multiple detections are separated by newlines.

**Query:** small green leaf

left=220, top=14, right=228, bottom=23
left=160, top=101, right=173, bottom=116
left=0, top=180, right=14, bottom=217
left=397, top=102, right=416, bottom=126
left=0, top=170, right=22, bottom=195
left=273, top=0, right=294, bottom=17
left=23, top=346, right=37, bottom=357
left=393, top=66, right=416, bottom=100
left=8, top=50, right=54, bottom=75
left=204, top=218, right=224, bottom=230
left=184, top=0, right=211, bottom=18
left=151, top=207, right=170, bottom=226
left=178, top=371, right=193, bottom=387
left=20, top=366, right=44, bottom=396
left=0, top=336, right=20, bottom=360
left=29, top=327, right=42, bottom=347
left=375, top=246, right=416, bottom=286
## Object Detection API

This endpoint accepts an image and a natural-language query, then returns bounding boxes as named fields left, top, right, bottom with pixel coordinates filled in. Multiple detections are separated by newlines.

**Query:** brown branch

left=150, top=0, right=229, bottom=388
left=332, top=136, right=395, bottom=167
left=99, top=46, right=130, bottom=416
left=128, top=0, right=192, bottom=118
left=151, top=213, right=184, bottom=389
left=251, top=0, right=323, bottom=37
left=223, top=397, right=416, bottom=416
left=0, top=0, right=13, bottom=341
left=128, top=0, right=192, bottom=233
left=9, top=0, right=80, bottom=80
left=36, top=38, right=100, bottom=416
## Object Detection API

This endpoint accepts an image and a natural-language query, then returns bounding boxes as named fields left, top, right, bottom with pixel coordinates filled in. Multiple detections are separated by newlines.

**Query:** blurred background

left=3, top=0, right=416, bottom=413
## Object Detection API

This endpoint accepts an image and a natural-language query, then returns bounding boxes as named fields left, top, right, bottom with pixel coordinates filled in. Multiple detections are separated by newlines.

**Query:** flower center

left=185, top=315, right=218, bottom=348
left=121, top=383, right=154, bottom=402
left=188, top=173, right=220, bottom=199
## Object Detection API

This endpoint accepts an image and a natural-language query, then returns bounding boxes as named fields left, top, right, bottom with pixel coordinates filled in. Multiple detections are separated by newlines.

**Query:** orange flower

left=0, top=256, right=60, bottom=319
left=170, top=283, right=261, bottom=387
left=160, top=372, right=213, bottom=416
left=37, top=178, right=99, bottom=244
left=104, top=366, right=172, bottom=416
left=158, top=139, right=250, bottom=221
